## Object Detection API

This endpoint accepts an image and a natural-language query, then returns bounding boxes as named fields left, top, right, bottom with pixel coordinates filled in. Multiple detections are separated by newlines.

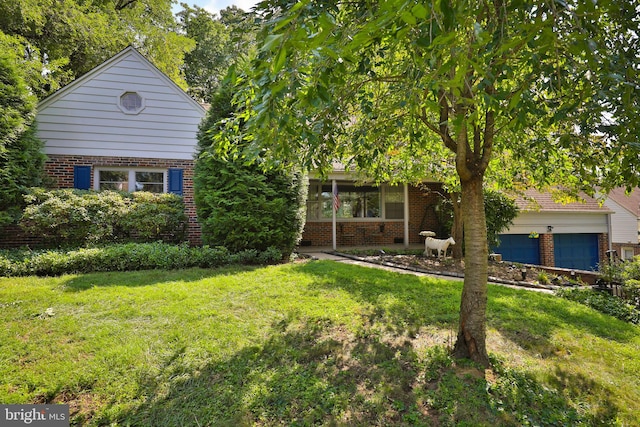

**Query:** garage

left=496, top=234, right=540, bottom=265
left=553, top=233, right=600, bottom=271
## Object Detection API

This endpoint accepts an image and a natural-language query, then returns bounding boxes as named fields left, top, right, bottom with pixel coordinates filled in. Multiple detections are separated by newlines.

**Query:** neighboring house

left=36, top=46, right=207, bottom=244
left=603, top=187, right=640, bottom=260
left=496, top=190, right=613, bottom=271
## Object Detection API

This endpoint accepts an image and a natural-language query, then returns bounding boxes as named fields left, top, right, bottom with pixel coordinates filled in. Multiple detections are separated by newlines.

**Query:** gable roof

left=516, top=189, right=612, bottom=213
left=606, top=187, right=640, bottom=217
left=38, top=46, right=206, bottom=114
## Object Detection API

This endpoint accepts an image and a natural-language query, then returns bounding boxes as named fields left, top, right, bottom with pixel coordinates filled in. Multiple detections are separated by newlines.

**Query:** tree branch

left=115, top=0, right=137, bottom=11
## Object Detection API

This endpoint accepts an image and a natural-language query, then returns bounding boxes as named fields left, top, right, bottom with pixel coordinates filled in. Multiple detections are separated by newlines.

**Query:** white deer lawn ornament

left=420, top=231, right=455, bottom=258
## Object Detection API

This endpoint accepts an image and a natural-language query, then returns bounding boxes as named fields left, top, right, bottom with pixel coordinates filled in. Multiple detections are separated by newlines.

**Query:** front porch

left=301, top=180, right=448, bottom=248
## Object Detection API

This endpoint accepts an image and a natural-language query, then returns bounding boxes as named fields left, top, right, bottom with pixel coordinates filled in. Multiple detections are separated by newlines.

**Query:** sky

left=177, top=0, right=261, bottom=16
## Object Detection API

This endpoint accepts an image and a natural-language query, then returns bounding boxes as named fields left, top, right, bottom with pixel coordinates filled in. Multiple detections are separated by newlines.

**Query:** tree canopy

left=229, top=0, right=640, bottom=366
left=177, top=4, right=258, bottom=104
left=0, top=0, right=194, bottom=96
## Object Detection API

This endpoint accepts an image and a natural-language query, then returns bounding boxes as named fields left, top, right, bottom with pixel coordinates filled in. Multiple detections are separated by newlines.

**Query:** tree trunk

left=452, top=175, right=489, bottom=367
left=449, top=192, right=463, bottom=259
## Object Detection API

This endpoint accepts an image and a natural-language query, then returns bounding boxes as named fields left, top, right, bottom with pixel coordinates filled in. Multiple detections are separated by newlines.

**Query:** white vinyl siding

left=504, top=212, right=609, bottom=235
left=603, top=199, right=639, bottom=244
left=38, top=48, right=205, bottom=160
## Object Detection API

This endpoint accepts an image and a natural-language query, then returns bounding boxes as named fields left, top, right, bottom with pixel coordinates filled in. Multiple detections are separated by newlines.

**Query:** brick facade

left=539, top=234, right=555, bottom=267
left=598, top=233, right=610, bottom=263
left=300, top=183, right=447, bottom=247
left=46, top=154, right=202, bottom=245
left=0, top=154, right=202, bottom=248
left=611, top=242, right=640, bottom=260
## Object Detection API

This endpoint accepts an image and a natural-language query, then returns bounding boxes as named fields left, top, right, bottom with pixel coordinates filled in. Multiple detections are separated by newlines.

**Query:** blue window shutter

left=168, top=168, right=183, bottom=196
left=74, top=166, right=91, bottom=190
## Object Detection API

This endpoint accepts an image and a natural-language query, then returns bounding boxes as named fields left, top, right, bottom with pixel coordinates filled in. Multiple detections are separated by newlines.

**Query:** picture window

left=96, top=169, right=165, bottom=193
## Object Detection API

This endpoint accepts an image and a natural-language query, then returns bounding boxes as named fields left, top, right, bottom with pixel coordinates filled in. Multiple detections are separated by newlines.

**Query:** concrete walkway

left=299, top=250, right=555, bottom=294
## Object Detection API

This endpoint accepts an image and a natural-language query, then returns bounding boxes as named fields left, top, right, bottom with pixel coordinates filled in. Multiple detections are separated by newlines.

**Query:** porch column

left=404, top=183, right=409, bottom=248
left=332, top=179, right=337, bottom=251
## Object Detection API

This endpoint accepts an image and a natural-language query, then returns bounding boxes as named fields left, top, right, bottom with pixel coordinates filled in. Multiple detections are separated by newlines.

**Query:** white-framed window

left=622, top=247, right=635, bottom=261
left=306, top=180, right=404, bottom=221
left=94, top=168, right=166, bottom=193
left=117, top=91, right=145, bottom=114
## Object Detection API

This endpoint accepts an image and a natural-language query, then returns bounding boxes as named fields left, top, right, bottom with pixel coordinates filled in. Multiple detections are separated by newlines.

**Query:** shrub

left=194, top=82, right=307, bottom=258
left=484, top=189, right=519, bottom=249
left=20, top=189, right=187, bottom=246
left=21, top=189, right=127, bottom=246
left=0, top=243, right=283, bottom=277
left=119, top=192, right=187, bottom=242
left=195, top=156, right=307, bottom=257
left=598, top=256, right=640, bottom=309
left=555, top=287, right=640, bottom=325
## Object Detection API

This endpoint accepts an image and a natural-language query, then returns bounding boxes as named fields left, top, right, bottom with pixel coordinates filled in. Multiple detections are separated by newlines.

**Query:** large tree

left=177, top=4, right=258, bottom=104
left=228, top=0, right=639, bottom=366
left=0, top=0, right=194, bottom=96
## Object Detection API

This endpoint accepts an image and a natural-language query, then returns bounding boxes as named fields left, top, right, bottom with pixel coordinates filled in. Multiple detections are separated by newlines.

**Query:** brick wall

left=539, top=233, right=555, bottom=266
left=598, top=233, right=609, bottom=264
left=611, top=242, right=640, bottom=259
left=300, top=183, right=447, bottom=247
left=0, top=154, right=202, bottom=248
left=47, top=154, right=202, bottom=245
left=0, top=224, right=48, bottom=249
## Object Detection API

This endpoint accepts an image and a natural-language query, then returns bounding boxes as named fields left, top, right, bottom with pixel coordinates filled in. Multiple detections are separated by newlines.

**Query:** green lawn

left=1, top=260, right=639, bottom=426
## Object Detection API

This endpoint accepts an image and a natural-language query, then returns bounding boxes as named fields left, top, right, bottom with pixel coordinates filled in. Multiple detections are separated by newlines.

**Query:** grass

left=0, top=261, right=639, bottom=426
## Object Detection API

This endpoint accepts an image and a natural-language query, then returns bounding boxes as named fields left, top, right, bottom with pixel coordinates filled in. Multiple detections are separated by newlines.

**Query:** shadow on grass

left=104, top=260, right=615, bottom=426
left=60, top=266, right=261, bottom=292
left=115, top=317, right=425, bottom=426
left=299, top=261, right=637, bottom=344
left=107, top=315, right=603, bottom=427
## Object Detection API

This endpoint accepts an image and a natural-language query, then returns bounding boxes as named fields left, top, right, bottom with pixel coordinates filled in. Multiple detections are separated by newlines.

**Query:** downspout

left=607, top=211, right=612, bottom=252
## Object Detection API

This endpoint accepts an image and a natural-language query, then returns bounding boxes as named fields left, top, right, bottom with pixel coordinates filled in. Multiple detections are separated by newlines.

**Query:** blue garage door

left=554, top=234, right=599, bottom=271
left=496, top=234, right=540, bottom=265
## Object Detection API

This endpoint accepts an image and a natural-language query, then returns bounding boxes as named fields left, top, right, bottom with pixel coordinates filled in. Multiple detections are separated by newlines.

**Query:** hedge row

left=20, top=189, right=187, bottom=246
left=0, top=242, right=282, bottom=277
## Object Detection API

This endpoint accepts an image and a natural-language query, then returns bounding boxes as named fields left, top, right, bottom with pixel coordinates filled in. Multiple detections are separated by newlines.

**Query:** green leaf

left=400, top=11, right=417, bottom=25
left=317, top=84, right=331, bottom=103
left=261, top=34, right=283, bottom=52
left=272, top=46, right=287, bottom=74
left=508, top=90, right=522, bottom=111
left=411, top=4, right=428, bottom=20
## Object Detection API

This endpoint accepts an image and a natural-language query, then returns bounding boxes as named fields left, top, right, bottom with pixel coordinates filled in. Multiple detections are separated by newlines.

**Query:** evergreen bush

left=0, top=51, right=46, bottom=225
left=194, top=82, right=307, bottom=258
